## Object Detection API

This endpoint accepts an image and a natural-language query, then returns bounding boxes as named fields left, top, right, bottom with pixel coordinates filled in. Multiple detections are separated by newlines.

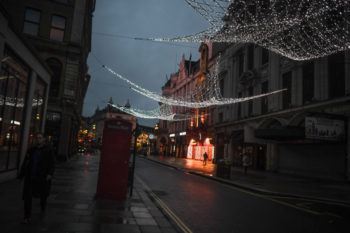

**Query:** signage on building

left=305, top=117, right=345, bottom=141
left=169, top=133, right=175, bottom=138
left=179, top=132, right=186, bottom=136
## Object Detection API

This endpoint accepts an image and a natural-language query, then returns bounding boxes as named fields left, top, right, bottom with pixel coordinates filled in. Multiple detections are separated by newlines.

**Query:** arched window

left=46, top=58, right=62, bottom=98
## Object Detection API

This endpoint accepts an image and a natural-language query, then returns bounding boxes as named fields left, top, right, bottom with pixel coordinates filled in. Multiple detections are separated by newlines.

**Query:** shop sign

left=305, top=117, right=345, bottom=141
left=169, top=133, right=175, bottom=138
left=179, top=132, right=186, bottom=136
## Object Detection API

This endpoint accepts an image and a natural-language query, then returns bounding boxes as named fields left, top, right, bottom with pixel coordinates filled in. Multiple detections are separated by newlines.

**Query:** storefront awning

left=255, top=127, right=304, bottom=140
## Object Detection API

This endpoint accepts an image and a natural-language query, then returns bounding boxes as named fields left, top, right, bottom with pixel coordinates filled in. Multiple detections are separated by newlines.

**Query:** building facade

left=0, top=5, right=51, bottom=182
left=2, top=0, right=95, bottom=160
left=157, top=44, right=217, bottom=161
left=90, top=98, right=137, bottom=146
left=213, top=42, right=350, bottom=180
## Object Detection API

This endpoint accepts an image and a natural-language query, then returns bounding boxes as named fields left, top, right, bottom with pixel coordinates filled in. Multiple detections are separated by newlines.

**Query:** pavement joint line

left=141, top=156, right=350, bottom=207
left=135, top=175, right=193, bottom=233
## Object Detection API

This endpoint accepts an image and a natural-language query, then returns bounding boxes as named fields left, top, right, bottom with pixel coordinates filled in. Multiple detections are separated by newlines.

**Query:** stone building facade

left=2, top=0, right=95, bottom=160
left=157, top=43, right=217, bottom=161
left=90, top=99, right=136, bottom=146
left=213, top=43, right=350, bottom=180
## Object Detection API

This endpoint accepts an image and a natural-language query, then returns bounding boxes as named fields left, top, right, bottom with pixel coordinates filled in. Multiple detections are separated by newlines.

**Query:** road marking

left=142, top=159, right=332, bottom=217
left=267, top=195, right=350, bottom=208
left=204, top=179, right=324, bottom=216
left=136, top=175, right=193, bottom=233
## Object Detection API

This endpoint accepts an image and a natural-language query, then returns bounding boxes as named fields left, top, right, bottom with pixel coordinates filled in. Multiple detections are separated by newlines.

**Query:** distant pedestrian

left=18, top=133, right=55, bottom=224
left=203, top=151, right=208, bottom=166
left=242, top=153, right=250, bottom=174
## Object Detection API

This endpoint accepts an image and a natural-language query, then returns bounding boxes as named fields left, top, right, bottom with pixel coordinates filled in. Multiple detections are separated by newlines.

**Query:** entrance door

left=256, top=145, right=266, bottom=170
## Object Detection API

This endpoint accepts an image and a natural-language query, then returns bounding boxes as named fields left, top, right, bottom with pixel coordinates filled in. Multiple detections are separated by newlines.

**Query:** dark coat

left=19, top=145, right=55, bottom=199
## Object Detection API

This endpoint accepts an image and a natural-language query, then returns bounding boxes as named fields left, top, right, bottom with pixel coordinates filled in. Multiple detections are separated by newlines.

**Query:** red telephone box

left=96, top=118, right=132, bottom=201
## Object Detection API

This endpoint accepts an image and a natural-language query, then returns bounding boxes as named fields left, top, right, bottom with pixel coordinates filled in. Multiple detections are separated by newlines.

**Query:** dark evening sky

left=83, top=0, right=210, bottom=125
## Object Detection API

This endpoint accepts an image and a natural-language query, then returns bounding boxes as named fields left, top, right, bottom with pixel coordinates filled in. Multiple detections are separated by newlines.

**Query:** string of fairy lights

left=102, top=60, right=285, bottom=120
left=95, top=0, right=350, bottom=120
left=109, top=103, right=193, bottom=121
left=149, top=0, right=350, bottom=61
left=103, top=64, right=285, bottom=109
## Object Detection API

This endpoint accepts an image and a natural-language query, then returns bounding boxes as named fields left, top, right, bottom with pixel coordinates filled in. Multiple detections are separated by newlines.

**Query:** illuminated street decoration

left=151, top=0, right=350, bottom=60
left=103, top=65, right=285, bottom=108
left=184, top=0, right=229, bottom=27
left=109, top=103, right=193, bottom=121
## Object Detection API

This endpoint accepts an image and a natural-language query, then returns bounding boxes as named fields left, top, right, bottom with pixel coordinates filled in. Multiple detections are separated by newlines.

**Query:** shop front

left=231, top=143, right=266, bottom=170
left=0, top=56, right=29, bottom=172
left=0, top=28, right=50, bottom=182
left=187, top=137, right=214, bottom=161
left=254, top=114, right=347, bottom=179
left=186, top=129, right=214, bottom=161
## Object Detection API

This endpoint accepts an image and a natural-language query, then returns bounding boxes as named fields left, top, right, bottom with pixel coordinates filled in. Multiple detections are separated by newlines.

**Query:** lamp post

left=129, top=123, right=139, bottom=197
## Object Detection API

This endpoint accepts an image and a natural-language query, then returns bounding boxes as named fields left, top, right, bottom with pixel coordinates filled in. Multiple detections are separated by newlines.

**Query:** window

left=0, top=47, right=29, bottom=171
left=219, top=77, right=225, bottom=97
left=23, top=8, right=41, bottom=36
left=248, top=87, right=253, bottom=116
left=261, top=48, right=269, bottom=65
left=50, top=15, right=66, bottom=41
left=328, top=52, right=345, bottom=98
left=302, top=62, right=314, bottom=104
left=238, top=52, right=244, bottom=77
left=247, top=45, right=254, bottom=70
left=237, top=92, right=242, bottom=118
left=282, top=72, right=292, bottom=109
left=261, top=81, right=268, bottom=114
left=29, top=78, right=46, bottom=146
left=218, top=112, right=223, bottom=123
left=46, top=58, right=62, bottom=98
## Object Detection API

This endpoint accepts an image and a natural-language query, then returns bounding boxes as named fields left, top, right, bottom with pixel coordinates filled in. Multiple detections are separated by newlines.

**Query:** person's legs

left=23, top=194, right=32, bottom=222
left=40, top=196, right=47, bottom=213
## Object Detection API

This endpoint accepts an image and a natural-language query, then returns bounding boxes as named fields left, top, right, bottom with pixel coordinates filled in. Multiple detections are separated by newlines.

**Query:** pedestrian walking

left=18, top=133, right=55, bottom=224
left=203, top=151, right=208, bottom=166
left=242, top=153, right=250, bottom=174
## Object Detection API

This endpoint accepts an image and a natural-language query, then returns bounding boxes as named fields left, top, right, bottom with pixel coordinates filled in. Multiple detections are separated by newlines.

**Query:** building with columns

left=213, top=42, right=350, bottom=180
left=2, top=0, right=95, bottom=160
left=0, top=5, right=51, bottom=182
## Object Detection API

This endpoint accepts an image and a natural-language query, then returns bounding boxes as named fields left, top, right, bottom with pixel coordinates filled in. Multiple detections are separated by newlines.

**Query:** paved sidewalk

left=144, top=155, right=350, bottom=204
left=0, top=153, right=178, bottom=233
